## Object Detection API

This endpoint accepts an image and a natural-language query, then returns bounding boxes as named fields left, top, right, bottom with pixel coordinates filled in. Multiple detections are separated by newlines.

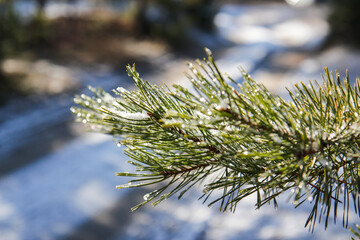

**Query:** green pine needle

left=350, top=224, right=360, bottom=239
left=71, top=48, right=360, bottom=232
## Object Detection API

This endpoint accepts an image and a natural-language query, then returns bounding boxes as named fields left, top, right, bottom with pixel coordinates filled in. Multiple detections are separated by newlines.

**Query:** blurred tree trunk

left=329, top=0, right=360, bottom=44
left=35, top=0, right=47, bottom=15
left=0, top=0, right=22, bottom=103
left=135, top=0, right=150, bottom=35
left=30, top=0, right=51, bottom=46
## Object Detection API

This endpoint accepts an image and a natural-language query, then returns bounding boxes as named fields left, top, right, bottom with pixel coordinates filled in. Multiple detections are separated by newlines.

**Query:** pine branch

left=71, top=49, right=360, bottom=231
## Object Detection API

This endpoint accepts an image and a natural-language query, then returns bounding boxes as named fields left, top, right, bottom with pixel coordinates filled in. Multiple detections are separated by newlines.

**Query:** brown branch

left=160, top=160, right=218, bottom=177
left=308, top=182, right=343, bottom=203
left=145, top=109, right=224, bottom=178
left=171, top=126, right=221, bottom=153
left=225, top=89, right=295, bottom=140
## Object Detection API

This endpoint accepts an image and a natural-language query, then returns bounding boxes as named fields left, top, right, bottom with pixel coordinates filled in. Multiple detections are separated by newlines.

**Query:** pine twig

left=72, top=48, right=360, bottom=232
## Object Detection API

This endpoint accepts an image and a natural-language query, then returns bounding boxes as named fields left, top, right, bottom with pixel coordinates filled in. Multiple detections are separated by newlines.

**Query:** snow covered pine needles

left=72, top=49, right=360, bottom=232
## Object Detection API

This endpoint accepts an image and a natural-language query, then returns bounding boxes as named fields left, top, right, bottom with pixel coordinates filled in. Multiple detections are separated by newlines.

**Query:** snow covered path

left=0, top=133, right=353, bottom=240
left=0, top=134, right=131, bottom=240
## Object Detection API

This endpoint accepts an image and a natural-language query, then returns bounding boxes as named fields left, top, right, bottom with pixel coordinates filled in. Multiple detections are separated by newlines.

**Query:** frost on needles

left=72, top=48, right=360, bottom=232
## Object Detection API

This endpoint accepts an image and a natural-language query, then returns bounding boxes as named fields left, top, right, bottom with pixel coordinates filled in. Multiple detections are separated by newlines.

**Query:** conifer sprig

left=71, top=49, right=360, bottom=231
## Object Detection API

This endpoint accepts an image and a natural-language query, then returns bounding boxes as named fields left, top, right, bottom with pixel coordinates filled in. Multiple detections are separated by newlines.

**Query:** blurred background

left=0, top=0, right=360, bottom=239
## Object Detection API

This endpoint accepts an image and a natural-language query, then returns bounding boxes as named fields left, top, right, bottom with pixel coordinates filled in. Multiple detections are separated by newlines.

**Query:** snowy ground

left=1, top=3, right=360, bottom=240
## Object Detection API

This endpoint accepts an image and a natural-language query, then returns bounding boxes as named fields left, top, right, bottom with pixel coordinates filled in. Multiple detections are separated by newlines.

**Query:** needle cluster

left=72, top=49, right=360, bottom=231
